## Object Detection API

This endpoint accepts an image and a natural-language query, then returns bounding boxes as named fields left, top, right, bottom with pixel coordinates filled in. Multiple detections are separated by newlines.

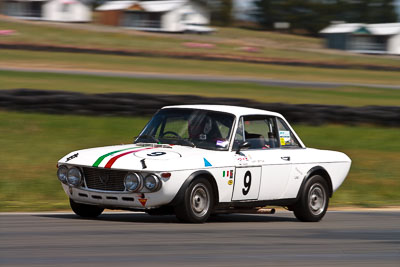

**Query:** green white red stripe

left=104, top=147, right=153, bottom=168
left=92, top=147, right=139, bottom=167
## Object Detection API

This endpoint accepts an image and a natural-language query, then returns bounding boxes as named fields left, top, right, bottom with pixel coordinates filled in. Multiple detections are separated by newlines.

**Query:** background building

left=1, top=0, right=92, bottom=22
left=96, top=0, right=212, bottom=33
left=320, top=22, right=400, bottom=55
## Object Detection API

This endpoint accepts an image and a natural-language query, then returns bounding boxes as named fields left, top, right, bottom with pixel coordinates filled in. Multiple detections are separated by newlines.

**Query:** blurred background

left=0, top=0, right=399, bottom=211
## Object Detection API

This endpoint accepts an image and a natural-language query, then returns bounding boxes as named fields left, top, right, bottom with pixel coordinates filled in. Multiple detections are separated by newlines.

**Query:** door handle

left=281, top=156, right=290, bottom=161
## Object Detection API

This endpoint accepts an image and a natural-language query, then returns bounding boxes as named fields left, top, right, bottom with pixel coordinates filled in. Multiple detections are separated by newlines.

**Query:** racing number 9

left=242, top=171, right=252, bottom=195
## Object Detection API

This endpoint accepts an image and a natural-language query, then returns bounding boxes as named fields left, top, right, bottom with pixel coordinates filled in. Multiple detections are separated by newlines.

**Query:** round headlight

left=67, top=167, right=82, bottom=187
left=124, top=172, right=142, bottom=192
left=57, top=165, right=68, bottom=184
left=144, top=174, right=161, bottom=192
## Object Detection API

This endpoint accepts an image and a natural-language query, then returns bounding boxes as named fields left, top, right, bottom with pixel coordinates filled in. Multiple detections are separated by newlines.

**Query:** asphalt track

left=1, top=210, right=399, bottom=266
left=1, top=66, right=400, bottom=90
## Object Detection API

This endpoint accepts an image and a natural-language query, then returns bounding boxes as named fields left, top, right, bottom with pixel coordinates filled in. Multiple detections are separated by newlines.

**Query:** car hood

left=58, top=144, right=230, bottom=171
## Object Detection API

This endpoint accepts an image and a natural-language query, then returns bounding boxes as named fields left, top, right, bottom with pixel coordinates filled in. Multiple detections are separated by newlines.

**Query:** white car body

left=57, top=105, right=351, bottom=222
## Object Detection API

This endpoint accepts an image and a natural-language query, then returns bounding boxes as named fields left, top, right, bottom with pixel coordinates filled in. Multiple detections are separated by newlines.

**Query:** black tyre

left=174, top=178, right=214, bottom=223
left=70, top=199, right=104, bottom=218
left=293, top=175, right=329, bottom=222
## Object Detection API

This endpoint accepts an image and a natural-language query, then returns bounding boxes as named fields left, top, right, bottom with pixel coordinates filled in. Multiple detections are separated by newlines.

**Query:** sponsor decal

left=216, top=139, right=229, bottom=148
left=66, top=153, right=78, bottom=162
left=104, top=147, right=153, bottom=168
left=280, top=138, right=286, bottom=146
left=203, top=158, right=212, bottom=167
left=236, top=154, right=250, bottom=166
left=222, top=170, right=234, bottom=178
left=228, top=180, right=233, bottom=185
left=236, top=156, right=249, bottom=162
left=279, top=131, right=291, bottom=146
left=93, top=147, right=139, bottom=167
left=138, top=198, right=147, bottom=207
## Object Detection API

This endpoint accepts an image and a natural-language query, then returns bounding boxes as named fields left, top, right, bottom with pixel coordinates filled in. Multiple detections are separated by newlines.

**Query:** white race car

left=57, top=105, right=351, bottom=223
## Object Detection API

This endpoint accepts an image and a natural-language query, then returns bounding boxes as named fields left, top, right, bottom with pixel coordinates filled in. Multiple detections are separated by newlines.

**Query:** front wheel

left=70, top=199, right=104, bottom=218
left=174, top=178, right=214, bottom=223
left=293, top=175, right=329, bottom=222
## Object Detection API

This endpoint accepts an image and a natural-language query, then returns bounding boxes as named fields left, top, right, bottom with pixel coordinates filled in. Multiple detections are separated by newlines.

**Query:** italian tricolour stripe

left=92, top=146, right=154, bottom=168
left=104, top=147, right=153, bottom=168
left=92, top=147, right=140, bottom=167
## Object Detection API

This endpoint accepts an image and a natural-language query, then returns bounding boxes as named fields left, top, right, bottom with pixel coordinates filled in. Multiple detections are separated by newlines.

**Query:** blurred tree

left=254, top=0, right=398, bottom=35
left=194, top=0, right=233, bottom=26
left=193, top=0, right=210, bottom=5
left=90, top=0, right=106, bottom=8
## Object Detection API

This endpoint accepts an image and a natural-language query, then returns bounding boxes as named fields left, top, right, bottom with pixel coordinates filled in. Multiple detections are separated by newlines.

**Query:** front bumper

left=62, top=184, right=173, bottom=210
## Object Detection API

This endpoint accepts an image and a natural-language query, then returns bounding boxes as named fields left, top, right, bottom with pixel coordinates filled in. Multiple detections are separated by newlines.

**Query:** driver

left=188, top=115, right=212, bottom=141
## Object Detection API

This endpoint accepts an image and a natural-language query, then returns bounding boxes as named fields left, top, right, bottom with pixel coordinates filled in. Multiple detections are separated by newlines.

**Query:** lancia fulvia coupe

left=57, top=105, right=351, bottom=223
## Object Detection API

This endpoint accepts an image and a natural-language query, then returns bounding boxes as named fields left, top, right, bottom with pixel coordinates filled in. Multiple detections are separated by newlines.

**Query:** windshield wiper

left=135, top=135, right=160, bottom=144
left=179, top=139, right=195, bottom=148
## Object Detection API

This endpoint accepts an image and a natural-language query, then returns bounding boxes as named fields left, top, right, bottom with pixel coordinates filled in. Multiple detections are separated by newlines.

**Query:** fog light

left=57, top=165, right=68, bottom=184
left=144, top=174, right=161, bottom=192
left=67, top=167, right=82, bottom=187
left=124, top=172, right=142, bottom=192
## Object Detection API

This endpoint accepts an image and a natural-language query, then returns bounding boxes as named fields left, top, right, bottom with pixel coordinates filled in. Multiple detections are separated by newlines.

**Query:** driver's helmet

left=188, top=114, right=212, bottom=140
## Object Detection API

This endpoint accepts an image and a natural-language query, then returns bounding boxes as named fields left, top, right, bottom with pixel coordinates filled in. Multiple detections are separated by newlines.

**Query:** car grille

left=82, top=168, right=127, bottom=192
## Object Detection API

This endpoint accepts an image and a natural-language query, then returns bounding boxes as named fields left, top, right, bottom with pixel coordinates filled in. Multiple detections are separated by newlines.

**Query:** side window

left=277, top=118, right=301, bottom=148
left=233, top=116, right=279, bottom=150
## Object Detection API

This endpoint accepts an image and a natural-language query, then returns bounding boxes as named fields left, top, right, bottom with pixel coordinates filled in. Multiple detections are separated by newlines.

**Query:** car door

left=231, top=115, right=292, bottom=201
left=258, top=117, right=304, bottom=200
left=272, top=117, right=305, bottom=199
left=231, top=116, right=262, bottom=201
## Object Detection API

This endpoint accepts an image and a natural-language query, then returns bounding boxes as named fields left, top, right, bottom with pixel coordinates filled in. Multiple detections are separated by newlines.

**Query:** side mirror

left=236, top=141, right=251, bottom=154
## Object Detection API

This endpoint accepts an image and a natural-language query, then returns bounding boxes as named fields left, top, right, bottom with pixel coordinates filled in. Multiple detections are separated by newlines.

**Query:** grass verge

left=1, top=49, right=400, bottom=86
left=1, top=70, right=400, bottom=107
left=0, top=111, right=399, bottom=211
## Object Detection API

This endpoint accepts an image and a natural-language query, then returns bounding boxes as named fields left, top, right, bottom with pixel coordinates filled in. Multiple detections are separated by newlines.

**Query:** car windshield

left=135, top=108, right=235, bottom=151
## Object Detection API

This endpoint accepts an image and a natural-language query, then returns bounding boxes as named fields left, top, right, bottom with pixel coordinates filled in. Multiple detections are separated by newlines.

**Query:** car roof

left=162, top=105, right=283, bottom=118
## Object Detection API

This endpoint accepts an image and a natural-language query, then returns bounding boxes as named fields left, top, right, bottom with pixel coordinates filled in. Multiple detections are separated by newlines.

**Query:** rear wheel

left=174, top=178, right=214, bottom=223
left=293, top=175, right=329, bottom=222
left=70, top=199, right=104, bottom=218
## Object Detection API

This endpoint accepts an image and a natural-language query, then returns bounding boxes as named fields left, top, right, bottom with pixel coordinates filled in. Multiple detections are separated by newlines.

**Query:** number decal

left=147, top=152, right=166, bottom=157
left=242, top=171, right=252, bottom=195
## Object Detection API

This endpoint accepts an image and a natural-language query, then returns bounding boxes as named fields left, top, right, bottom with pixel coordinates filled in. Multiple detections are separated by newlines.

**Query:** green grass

left=1, top=49, right=400, bottom=86
left=1, top=18, right=400, bottom=67
left=295, top=125, right=400, bottom=207
left=1, top=70, right=400, bottom=107
left=0, top=111, right=399, bottom=211
left=0, top=111, right=149, bottom=211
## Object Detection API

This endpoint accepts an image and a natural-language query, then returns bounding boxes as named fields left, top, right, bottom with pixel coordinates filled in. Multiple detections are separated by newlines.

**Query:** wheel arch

left=168, top=170, right=219, bottom=207
left=297, top=166, right=333, bottom=199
